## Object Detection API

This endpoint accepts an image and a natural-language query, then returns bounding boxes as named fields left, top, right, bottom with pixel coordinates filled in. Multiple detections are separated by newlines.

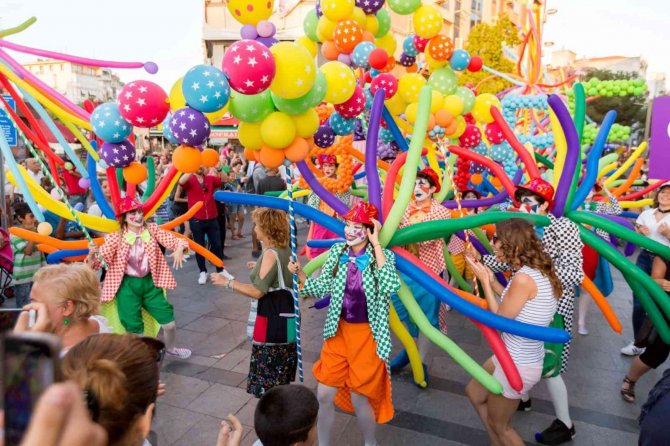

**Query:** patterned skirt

left=247, top=342, right=297, bottom=398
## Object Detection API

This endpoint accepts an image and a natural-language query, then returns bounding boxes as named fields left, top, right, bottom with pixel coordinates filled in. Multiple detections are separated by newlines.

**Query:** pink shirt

left=125, top=238, right=150, bottom=277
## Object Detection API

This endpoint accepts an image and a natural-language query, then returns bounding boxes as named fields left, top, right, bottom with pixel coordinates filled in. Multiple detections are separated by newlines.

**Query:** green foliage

left=459, top=16, right=521, bottom=94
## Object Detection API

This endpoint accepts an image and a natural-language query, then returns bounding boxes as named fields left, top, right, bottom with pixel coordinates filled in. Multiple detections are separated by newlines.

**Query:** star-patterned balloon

left=399, top=52, right=416, bottom=67
left=314, top=125, right=336, bottom=148
left=333, top=19, right=363, bottom=54
left=458, top=124, right=482, bottom=148
left=222, top=40, right=276, bottom=95
left=427, top=35, right=454, bottom=61
left=334, top=86, right=366, bottom=119
left=485, top=122, right=505, bottom=144
left=117, top=80, right=169, bottom=128
left=351, top=41, right=375, bottom=68
left=329, top=111, right=355, bottom=136
left=355, top=0, right=385, bottom=14
left=90, top=102, right=132, bottom=143
left=162, top=114, right=179, bottom=144
left=182, top=65, right=231, bottom=113
left=99, top=139, right=136, bottom=168
left=370, top=73, right=398, bottom=99
left=168, top=107, right=211, bottom=147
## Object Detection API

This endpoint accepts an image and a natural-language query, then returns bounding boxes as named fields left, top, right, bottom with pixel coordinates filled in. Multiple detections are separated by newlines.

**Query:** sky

left=0, top=0, right=669, bottom=92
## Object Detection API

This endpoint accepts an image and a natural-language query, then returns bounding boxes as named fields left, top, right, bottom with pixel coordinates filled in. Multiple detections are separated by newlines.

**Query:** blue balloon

left=449, top=49, right=471, bottom=71
left=306, top=238, right=345, bottom=248
left=47, top=249, right=89, bottom=264
left=87, top=154, right=115, bottom=219
left=162, top=114, right=179, bottom=144
left=329, top=112, right=355, bottom=135
left=352, top=41, right=375, bottom=68
left=182, top=64, right=231, bottom=113
left=403, top=36, right=419, bottom=57
left=90, top=103, right=132, bottom=143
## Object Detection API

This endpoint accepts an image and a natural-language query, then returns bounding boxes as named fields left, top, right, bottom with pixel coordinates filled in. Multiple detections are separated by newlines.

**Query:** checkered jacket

left=399, top=199, right=450, bottom=274
left=301, top=242, right=401, bottom=361
left=588, top=196, right=623, bottom=241
left=88, top=224, right=189, bottom=302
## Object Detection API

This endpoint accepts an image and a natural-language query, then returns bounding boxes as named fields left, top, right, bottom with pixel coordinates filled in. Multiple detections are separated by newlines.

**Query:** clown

left=87, top=196, right=192, bottom=359
left=304, top=154, right=351, bottom=259
left=389, top=168, right=451, bottom=379
left=289, top=202, right=400, bottom=446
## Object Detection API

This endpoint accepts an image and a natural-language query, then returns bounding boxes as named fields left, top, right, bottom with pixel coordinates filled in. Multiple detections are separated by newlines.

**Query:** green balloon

left=228, top=90, right=274, bottom=123
left=375, top=9, right=391, bottom=38
left=303, top=10, right=318, bottom=42
left=308, top=71, right=327, bottom=107
left=387, top=0, right=421, bottom=15
left=427, top=67, right=458, bottom=95
left=271, top=72, right=326, bottom=115
left=455, top=86, right=476, bottom=113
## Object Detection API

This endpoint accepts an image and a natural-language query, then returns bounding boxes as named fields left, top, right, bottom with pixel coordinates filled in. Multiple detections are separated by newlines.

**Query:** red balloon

left=335, top=86, right=366, bottom=119
left=368, top=49, right=388, bottom=70
left=458, top=124, right=482, bottom=148
left=222, top=39, right=276, bottom=95
left=485, top=122, right=505, bottom=144
left=413, top=35, right=430, bottom=52
left=467, top=55, right=483, bottom=72
left=118, top=80, right=169, bottom=128
left=463, top=113, right=476, bottom=125
left=370, top=73, right=398, bottom=100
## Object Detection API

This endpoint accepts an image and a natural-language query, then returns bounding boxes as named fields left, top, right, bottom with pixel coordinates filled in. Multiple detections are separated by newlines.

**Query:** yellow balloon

left=320, top=61, right=356, bottom=104
left=238, top=121, right=264, bottom=150
left=413, top=5, right=442, bottom=39
left=321, top=0, right=354, bottom=21
left=317, top=16, right=337, bottom=41
left=293, top=108, right=320, bottom=138
left=424, top=51, right=446, bottom=70
left=430, top=91, right=444, bottom=113
left=442, top=95, right=464, bottom=117
left=352, top=7, right=367, bottom=26
left=385, top=93, right=407, bottom=116
left=398, top=73, right=426, bottom=103
left=270, top=42, right=317, bottom=99
left=37, top=222, right=53, bottom=236
left=226, top=0, right=274, bottom=25
left=205, top=103, right=229, bottom=124
left=365, top=15, right=379, bottom=35
left=169, top=78, right=187, bottom=111
left=374, top=32, right=397, bottom=57
left=295, top=35, right=318, bottom=57
left=261, top=112, right=297, bottom=149
left=405, top=102, right=419, bottom=123
left=471, top=93, right=501, bottom=123
left=445, top=115, right=466, bottom=138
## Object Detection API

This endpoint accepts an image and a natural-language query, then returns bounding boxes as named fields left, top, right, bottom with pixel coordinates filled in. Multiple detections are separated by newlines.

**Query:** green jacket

left=302, top=242, right=401, bottom=361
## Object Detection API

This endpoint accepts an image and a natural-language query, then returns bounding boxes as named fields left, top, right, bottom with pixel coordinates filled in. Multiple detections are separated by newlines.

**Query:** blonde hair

left=252, top=208, right=290, bottom=248
left=33, top=263, right=101, bottom=320
left=62, top=334, right=160, bottom=446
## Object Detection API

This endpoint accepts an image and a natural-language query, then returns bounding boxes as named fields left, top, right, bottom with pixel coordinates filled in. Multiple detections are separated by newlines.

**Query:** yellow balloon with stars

left=321, top=0, right=355, bottom=22
left=270, top=42, right=317, bottom=99
left=397, top=73, right=426, bottom=103
left=320, top=61, right=357, bottom=105
left=412, top=4, right=442, bottom=39
left=226, top=0, right=274, bottom=26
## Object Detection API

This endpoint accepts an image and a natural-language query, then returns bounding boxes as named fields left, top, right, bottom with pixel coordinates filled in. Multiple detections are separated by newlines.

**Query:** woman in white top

left=465, top=218, right=563, bottom=446
left=621, top=181, right=670, bottom=356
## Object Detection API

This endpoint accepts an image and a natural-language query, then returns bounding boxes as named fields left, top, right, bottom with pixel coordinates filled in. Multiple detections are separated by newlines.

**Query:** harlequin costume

left=301, top=202, right=400, bottom=423
left=88, top=197, right=189, bottom=337
left=305, top=155, right=351, bottom=259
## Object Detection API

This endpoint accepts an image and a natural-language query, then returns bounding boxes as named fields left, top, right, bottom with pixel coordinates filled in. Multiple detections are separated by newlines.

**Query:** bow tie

left=407, top=201, right=432, bottom=217
left=124, top=229, right=151, bottom=245
left=339, top=252, right=371, bottom=271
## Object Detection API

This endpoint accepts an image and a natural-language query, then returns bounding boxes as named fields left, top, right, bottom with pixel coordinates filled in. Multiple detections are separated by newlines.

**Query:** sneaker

left=620, top=342, right=645, bottom=356
left=166, top=347, right=192, bottom=360
left=535, top=418, right=575, bottom=445
left=578, top=325, right=589, bottom=336
left=198, top=272, right=207, bottom=285
left=517, top=398, right=532, bottom=412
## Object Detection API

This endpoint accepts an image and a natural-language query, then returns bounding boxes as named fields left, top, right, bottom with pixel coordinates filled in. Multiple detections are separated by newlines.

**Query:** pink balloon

left=459, top=124, right=482, bottom=148
left=221, top=40, right=276, bottom=95
left=370, top=73, right=398, bottom=100
left=117, top=80, right=169, bottom=128
left=334, top=86, right=366, bottom=119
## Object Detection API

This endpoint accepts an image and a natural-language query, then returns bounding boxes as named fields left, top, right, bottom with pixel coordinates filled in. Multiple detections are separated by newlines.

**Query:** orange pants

left=313, top=320, right=394, bottom=423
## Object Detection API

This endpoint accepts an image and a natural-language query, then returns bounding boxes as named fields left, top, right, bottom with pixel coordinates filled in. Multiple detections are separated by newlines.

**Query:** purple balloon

left=399, top=53, right=416, bottom=67
left=256, top=36, right=278, bottom=48
left=548, top=94, right=579, bottom=217
left=256, top=20, right=276, bottom=38
left=337, top=54, right=352, bottom=66
left=315, top=0, right=323, bottom=17
left=78, top=177, right=91, bottom=189
left=314, top=125, right=336, bottom=148
left=355, top=0, right=384, bottom=14
left=99, top=139, right=136, bottom=168
left=365, top=90, right=385, bottom=217
left=143, top=61, right=158, bottom=74
left=297, top=161, right=349, bottom=216
left=169, top=107, right=211, bottom=146
left=442, top=169, right=523, bottom=209
left=240, top=25, right=258, bottom=40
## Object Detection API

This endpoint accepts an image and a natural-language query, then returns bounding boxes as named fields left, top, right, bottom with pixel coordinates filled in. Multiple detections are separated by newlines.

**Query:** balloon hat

left=342, top=201, right=378, bottom=226
left=116, top=196, right=143, bottom=217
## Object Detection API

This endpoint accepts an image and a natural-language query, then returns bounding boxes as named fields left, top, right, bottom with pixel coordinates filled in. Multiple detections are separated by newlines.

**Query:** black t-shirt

left=256, top=176, right=286, bottom=196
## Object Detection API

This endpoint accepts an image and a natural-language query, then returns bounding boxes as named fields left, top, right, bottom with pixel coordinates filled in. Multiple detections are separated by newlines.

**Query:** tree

left=582, top=69, right=648, bottom=130
left=459, top=16, right=522, bottom=94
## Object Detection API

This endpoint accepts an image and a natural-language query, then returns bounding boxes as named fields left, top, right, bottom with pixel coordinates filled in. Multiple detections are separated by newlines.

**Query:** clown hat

left=116, top=196, right=143, bottom=217
left=342, top=202, right=378, bottom=226
left=514, top=178, right=555, bottom=209
left=319, top=154, right=338, bottom=165
left=417, top=168, right=441, bottom=194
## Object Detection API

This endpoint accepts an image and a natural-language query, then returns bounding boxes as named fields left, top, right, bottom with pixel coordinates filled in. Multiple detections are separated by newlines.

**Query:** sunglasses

left=138, top=336, right=166, bottom=364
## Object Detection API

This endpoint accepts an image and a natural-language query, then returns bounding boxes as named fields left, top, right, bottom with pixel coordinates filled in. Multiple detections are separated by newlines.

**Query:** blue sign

left=0, top=94, right=17, bottom=147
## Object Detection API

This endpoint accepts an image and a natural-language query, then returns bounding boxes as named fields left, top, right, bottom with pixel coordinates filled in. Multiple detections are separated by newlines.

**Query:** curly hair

left=252, top=208, right=290, bottom=248
left=495, top=219, right=563, bottom=298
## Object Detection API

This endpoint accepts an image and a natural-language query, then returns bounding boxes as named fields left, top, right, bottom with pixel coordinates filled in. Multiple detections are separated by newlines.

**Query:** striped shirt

left=500, top=266, right=557, bottom=365
left=10, top=234, right=45, bottom=285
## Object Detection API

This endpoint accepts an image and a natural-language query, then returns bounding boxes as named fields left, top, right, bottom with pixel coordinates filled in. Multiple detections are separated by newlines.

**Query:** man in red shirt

left=178, top=166, right=225, bottom=285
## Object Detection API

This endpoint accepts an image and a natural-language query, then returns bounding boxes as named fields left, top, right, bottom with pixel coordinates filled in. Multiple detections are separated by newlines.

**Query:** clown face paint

left=322, top=163, right=337, bottom=179
left=344, top=221, right=368, bottom=246
left=126, top=209, right=145, bottom=231
left=518, top=196, right=540, bottom=214
left=413, top=178, right=433, bottom=202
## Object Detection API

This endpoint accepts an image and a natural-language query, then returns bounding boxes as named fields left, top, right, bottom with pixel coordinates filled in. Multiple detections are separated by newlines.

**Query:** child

left=10, top=203, right=45, bottom=307
left=252, top=385, right=319, bottom=446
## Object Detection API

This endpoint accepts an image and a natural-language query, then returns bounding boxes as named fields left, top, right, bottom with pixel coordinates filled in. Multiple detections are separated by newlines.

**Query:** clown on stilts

left=86, top=196, right=192, bottom=359
left=289, top=202, right=400, bottom=446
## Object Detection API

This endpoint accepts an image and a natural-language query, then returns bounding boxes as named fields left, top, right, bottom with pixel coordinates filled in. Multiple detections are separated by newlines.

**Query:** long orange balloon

left=582, top=276, right=622, bottom=334
left=611, top=159, right=643, bottom=197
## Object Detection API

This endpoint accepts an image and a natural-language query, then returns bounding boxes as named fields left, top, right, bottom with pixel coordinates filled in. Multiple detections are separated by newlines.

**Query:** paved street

left=152, top=221, right=661, bottom=446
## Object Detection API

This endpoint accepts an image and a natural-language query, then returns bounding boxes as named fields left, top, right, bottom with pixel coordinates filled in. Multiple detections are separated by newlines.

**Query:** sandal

left=620, top=376, right=636, bottom=403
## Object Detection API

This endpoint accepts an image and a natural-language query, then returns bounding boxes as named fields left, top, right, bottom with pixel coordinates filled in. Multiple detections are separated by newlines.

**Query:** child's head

left=14, top=203, right=36, bottom=229
left=254, top=385, right=318, bottom=446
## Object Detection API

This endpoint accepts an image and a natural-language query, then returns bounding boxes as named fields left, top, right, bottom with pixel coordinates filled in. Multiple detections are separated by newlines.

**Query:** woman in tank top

left=465, top=218, right=563, bottom=446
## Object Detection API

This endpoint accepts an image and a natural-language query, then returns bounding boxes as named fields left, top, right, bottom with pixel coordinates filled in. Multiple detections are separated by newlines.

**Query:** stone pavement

left=151, top=221, right=662, bottom=446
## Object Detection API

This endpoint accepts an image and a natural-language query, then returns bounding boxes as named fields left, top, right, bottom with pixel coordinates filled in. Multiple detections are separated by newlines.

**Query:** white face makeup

left=322, top=163, right=337, bottom=179
left=344, top=221, right=368, bottom=246
left=518, top=195, right=541, bottom=214
left=413, top=178, right=433, bottom=202
left=463, top=192, right=478, bottom=201
left=126, top=209, right=145, bottom=230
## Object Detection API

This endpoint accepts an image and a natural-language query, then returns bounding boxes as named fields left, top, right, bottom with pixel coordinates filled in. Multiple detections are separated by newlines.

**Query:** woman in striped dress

left=465, top=218, right=563, bottom=446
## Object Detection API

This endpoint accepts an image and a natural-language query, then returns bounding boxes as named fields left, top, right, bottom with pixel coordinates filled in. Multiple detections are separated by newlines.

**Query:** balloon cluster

left=582, top=123, right=631, bottom=147
left=574, top=77, right=647, bottom=98
left=500, top=94, right=554, bottom=150
left=240, top=20, right=279, bottom=48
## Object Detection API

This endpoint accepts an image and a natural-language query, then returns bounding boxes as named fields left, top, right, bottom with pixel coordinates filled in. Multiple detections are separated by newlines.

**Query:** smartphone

left=2, top=332, right=62, bottom=446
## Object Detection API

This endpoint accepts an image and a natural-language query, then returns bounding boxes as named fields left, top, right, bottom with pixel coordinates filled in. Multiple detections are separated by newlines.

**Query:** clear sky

left=1, top=0, right=668, bottom=92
